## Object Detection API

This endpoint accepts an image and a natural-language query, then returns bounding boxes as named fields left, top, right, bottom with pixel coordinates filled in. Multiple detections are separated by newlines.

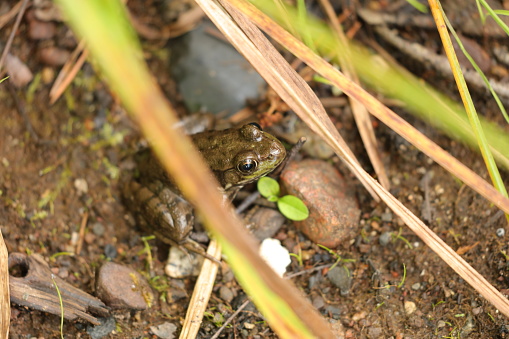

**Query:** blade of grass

left=318, top=0, right=390, bottom=189
left=428, top=0, right=509, bottom=219
left=242, top=0, right=509, bottom=215
left=252, top=0, right=509, bottom=171
left=476, top=0, right=509, bottom=35
left=222, top=0, right=509, bottom=317
left=55, top=0, right=332, bottom=337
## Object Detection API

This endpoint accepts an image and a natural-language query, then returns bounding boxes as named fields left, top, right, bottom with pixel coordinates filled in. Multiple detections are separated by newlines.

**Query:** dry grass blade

left=180, top=239, right=222, bottom=339
left=318, top=0, right=390, bottom=190
left=234, top=0, right=509, bottom=215
left=56, top=1, right=333, bottom=337
left=0, top=0, right=29, bottom=76
left=0, top=0, right=24, bottom=30
left=214, top=0, right=509, bottom=318
left=49, top=40, right=88, bottom=104
left=0, top=231, right=10, bottom=338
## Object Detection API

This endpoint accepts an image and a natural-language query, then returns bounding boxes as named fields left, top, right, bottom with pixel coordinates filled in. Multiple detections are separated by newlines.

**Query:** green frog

left=124, top=122, right=286, bottom=256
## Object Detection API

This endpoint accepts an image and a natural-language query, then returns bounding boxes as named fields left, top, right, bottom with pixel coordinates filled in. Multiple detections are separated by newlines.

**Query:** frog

left=123, top=122, right=286, bottom=257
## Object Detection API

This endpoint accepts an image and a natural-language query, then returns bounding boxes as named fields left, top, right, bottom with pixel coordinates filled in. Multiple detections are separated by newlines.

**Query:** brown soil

left=1, top=0, right=509, bottom=338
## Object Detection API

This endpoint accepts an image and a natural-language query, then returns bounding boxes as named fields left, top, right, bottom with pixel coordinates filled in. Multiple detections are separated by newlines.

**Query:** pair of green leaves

left=257, top=177, right=309, bottom=221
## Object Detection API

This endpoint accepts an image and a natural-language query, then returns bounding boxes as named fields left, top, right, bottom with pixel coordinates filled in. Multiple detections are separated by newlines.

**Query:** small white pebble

left=496, top=228, right=505, bottom=237
left=74, top=178, right=89, bottom=195
left=404, top=301, right=417, bottom=315
left=244, top=322, right=255, bottom=330
left=259, top=238, right=291, bottom=277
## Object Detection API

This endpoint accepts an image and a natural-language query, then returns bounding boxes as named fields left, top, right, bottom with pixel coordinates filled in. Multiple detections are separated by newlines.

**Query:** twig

left=179, top=239, right=222, bottom=339
left=75, top=211, right=89, bottom=256
left=371, top=25, right=509, bottom=104
left=0, top=0, right=29, bottom=75
left=318, top=0, right=390, bottom=190
left=210, top=299, right=250, bottom=339
left=284, top=264, right=333, bottom=279
left=49, top=40, right=88, bottom=104
left=0, top=0, right=24, bottom=30
left=0, top=230, right=10, bottom=338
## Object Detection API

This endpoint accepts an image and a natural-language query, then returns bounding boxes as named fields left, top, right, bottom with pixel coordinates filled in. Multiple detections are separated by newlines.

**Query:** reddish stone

left=96, top=262, right=153, bottom=310
left=281, top=159, right=360, bottom=248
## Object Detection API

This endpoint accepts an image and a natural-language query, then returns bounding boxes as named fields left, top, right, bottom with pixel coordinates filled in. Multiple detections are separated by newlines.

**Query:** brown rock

left=281, top=159, right=360, bottom=248
left=96, top=262, right=153, bottom=310
left=28, top=19, right=56, bottom=40
left=38, top=47, right=70, bottom=66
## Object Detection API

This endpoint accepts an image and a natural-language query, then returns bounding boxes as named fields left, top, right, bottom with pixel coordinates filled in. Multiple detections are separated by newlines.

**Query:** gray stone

left=150, top=322, right=177, bottom=339
left=87, top=316, right=116, bottom=339
left=327, top=266, right=352, bottom=296
left=379, top=232, right=392, bottom=246
left=170, top=22, right=266, bottom=115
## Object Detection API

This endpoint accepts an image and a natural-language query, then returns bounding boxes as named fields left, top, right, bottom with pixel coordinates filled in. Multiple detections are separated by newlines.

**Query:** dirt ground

left=1, top=0, right=509, bottom=338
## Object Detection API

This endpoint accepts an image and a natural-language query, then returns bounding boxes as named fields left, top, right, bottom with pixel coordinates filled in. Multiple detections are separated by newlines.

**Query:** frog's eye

left=237, top=158, right=258, bottom=173
left=248, top=122, right=262, bottom=131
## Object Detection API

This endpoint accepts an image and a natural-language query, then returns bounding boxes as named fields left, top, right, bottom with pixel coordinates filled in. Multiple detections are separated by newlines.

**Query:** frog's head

left=205, top=123, right=286, bottom=190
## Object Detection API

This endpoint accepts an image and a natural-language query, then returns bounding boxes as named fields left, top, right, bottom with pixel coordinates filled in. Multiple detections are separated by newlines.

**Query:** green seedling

left=317, top=244, right=355, bottom=271
left=138, top=235, right=156, bottom=275
left=404, top=0, right=428, bottom=13
left=289, top=247, right=303, bottom=267
left=51, top=275, right=65, bottom=339
left=49, top=252, right=74, bottom=261
left=257, top=177, right=309, bottom=221
left=391, top=228, right=414, bottom=249
left=397, top=263, right=407, bottom=288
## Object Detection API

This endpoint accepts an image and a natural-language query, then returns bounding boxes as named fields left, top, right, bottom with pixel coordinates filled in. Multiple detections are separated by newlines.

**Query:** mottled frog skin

left=124, top=123, right=286, bottom=247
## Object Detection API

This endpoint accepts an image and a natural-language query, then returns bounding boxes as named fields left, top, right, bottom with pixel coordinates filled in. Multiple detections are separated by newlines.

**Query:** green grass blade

left=54, top=0, right=330, bottom=337
left=429, top=0, right=508, bottom=209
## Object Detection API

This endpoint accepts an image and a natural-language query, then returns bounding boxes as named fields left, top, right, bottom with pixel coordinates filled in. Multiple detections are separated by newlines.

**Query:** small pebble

left=5, top=54, right=33, bottom=87
left=247, top=207, right=285, bottom=241
left=104, top=244, right=117, bottom=259
left=404, top=301, right=417, bottom=315
left=312, top=295, right=325, bottom=309
left=74, top=178, right=89, bottom=196
left=327, top=266, right=352, bottom=296
left=379, top=232, right=392, bottom=246
left=259, top=238, right=291, bottom=277
left=165, top=246, right=203, bottom=278
left=92, top=222, right=105, bottom=236
left=496, top=228, right=505, bottom=237
left=87, top=316, right=116, bottom=339
left=219, top=286, right=234, bottom=303
left=150, top=322, right=177, bottom=339
left=28, top=20, right=56, bottom=40
left=38, top=46, right=71, bottom=66
left=96, top=262, right=153, bottom=310
left=244, top=322, right=255, bottom=330
left=411, top=282, right=421, bottom=291
left=381, top=212, right=393, bottom=222
left=324, top=305, right=342, bottom=319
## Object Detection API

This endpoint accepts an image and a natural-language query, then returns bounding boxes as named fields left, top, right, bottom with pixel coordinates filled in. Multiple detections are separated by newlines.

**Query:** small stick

left=179, top=239, right=222, bottom=339
left=210, top=299, right=250, bottom=339
left=75, top=211, right=89, bottom=256
left=0, top=230, right=10, bottom=338
left=0, top=0, right=29, bottom=75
